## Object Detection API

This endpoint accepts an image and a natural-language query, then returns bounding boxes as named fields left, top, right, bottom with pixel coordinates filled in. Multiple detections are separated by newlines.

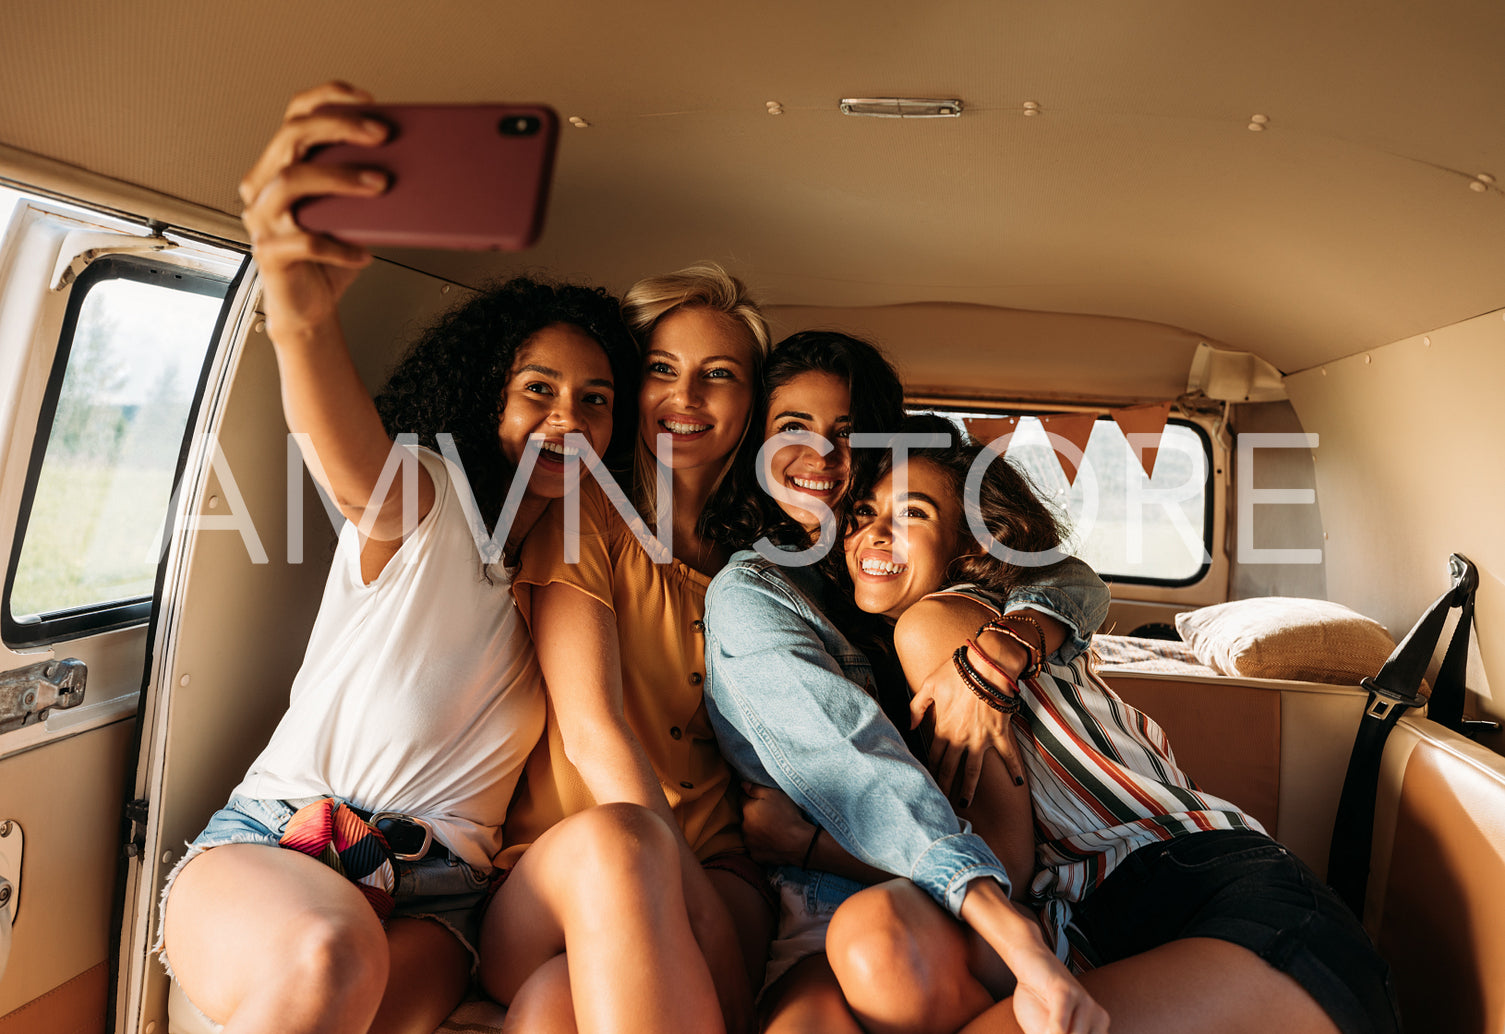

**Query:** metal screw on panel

left=0, top=884, right=12, bottom=908
left=0, top=820, right=12, bottom=837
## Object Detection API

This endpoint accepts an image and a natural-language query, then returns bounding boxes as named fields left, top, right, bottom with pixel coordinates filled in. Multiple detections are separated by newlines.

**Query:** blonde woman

left=497, top=264, right=774, bottom=1031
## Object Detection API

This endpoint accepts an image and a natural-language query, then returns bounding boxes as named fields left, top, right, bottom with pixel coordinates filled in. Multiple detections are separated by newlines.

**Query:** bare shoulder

left=893, top=593, right=998, bottom=668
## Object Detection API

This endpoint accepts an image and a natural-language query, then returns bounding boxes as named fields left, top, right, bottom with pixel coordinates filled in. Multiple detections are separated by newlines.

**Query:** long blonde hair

left=622, top=263, right=771, bottom=531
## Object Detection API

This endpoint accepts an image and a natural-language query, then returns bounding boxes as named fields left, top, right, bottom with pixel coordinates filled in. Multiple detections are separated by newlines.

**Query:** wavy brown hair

left=844, top=415, right=1066, bottom=599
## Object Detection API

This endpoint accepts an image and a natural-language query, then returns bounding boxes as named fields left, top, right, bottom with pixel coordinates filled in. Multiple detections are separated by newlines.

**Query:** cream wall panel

left=1286, top=309, right=1505, bottom=733
left=0, top=721, right=133, bottom=1016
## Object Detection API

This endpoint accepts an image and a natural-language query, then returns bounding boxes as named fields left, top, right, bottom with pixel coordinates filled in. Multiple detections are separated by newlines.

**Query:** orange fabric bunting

left=963, top=415, right=1020, bottom=447
left=1037, top=412, right=1099, bottom=485
left=1110, top=402, right=1173, bottom=479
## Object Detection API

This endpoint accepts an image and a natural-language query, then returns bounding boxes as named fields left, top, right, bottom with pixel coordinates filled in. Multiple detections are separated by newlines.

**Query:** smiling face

left=498, top=322, right=616, bottom=498
left=638, top=306, right=757, bottom=472
left=845, top=458, right=968, bottom=620
left=762, top=370, right=853, bottom=533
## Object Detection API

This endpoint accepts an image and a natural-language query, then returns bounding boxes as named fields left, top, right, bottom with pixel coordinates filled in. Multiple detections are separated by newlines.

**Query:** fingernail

left=1014, top=776, right=1025, bottom=787
left=960, top=797, right=971, bottom=809
left=362, top=118, right=388, bottom=137
left=359, top=170, right=387, bottom=189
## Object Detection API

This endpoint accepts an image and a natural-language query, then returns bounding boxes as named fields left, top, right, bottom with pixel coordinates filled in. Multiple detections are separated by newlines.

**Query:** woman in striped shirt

left=826, top=427, right=1400, bottom=1034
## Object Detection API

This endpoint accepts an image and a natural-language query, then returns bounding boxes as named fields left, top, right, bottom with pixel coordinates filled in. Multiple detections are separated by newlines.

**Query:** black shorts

left=1069, top=830, right=1401, bottom=1034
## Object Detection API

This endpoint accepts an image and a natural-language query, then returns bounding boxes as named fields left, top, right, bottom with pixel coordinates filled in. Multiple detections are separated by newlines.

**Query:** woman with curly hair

left=157, top=83, right=729, bottom=1034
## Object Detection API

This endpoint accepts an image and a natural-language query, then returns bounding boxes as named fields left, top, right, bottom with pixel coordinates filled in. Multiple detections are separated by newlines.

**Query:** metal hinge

left=123, top=798, right=149, bottom=859
left=0, top=659, right=86, bottom=733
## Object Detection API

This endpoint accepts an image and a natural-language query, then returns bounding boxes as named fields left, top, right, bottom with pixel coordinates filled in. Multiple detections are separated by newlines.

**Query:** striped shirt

left=931, top=585, right=1263, bottom=963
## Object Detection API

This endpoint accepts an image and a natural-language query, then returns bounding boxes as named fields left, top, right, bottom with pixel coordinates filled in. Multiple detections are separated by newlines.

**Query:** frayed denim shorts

left=155, top=794, right=493, bottom=983
left=762, top=865, right=868, bottom=994
left=1069, top=829, right=1401, bottom=1034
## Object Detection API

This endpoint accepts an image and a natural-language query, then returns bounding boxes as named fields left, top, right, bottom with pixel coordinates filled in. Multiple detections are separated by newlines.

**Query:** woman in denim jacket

left=703, top=334, right=1111, bottom=1034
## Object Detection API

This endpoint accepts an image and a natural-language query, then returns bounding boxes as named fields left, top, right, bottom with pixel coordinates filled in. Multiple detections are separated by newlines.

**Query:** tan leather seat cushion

left=1380, top=738, right=1505, bottom=1034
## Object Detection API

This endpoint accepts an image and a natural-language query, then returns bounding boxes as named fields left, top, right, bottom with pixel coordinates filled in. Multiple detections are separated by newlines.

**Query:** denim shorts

left=155, top=794, right=493, bottom=983
left=762, top=865, right=867, bottom=993
left=1069, top=829, right=1401, bottom=1034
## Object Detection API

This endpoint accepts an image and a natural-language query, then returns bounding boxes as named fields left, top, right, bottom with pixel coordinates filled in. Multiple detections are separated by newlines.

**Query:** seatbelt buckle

left=1359, top=676, right=1426, bottom=720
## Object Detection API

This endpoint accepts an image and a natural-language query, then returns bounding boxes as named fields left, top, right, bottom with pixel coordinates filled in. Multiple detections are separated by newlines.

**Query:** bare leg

left=827, top=880, right=1013, bottom=1034
left=479, top=802, right=725, bottom=1034
left=960, top=937, right=1341, bottom=1034
left=760, top=954, right=862, bottom=1034
left=705, top=865, right=776, bottom=993
left=163, top=844, right=390, bottom=1034
left=369, top=917, right=472, bottom=1034
left=502, top=954, right=576, bottom=1034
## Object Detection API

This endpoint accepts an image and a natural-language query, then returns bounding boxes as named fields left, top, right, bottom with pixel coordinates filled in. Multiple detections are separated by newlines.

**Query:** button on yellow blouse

left=499, top=479, right=742, bottom=867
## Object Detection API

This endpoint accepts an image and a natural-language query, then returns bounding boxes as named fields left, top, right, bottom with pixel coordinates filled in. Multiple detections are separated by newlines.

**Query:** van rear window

left=920, top=410, right=1213, bottom=586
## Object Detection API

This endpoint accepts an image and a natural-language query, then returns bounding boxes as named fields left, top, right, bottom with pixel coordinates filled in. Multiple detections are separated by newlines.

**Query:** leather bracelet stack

left=952, top=644, right=1021, bottom=713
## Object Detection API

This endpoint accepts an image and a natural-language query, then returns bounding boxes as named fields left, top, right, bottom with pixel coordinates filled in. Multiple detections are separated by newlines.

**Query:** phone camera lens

left=499, top=115, right=541, bottom=137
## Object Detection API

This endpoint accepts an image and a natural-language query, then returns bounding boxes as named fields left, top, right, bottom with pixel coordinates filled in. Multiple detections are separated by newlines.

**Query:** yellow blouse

left=499, top=479, right=742, bottom=866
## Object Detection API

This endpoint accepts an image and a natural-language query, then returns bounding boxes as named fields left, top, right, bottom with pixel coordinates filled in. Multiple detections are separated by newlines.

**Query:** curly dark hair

left=842, top=415, right=1067, bottom=599
left=373, top=276, right=639, bottom=528
left=724, top=330, right=906, bottom=550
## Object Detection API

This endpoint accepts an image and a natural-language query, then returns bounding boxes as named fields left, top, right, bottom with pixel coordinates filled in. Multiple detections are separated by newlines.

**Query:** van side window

left=923, top=411, right=1213, bottom=586
left=3, top=255, right=232, bottom=645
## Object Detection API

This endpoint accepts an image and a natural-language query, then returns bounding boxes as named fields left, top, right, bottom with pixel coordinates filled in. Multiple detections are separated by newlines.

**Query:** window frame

left=919, top=406, right=1217, bottom=589
left=1, top=254, right=237, bottom=647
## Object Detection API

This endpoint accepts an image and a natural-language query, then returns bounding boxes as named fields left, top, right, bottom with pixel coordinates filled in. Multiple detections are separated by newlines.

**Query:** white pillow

left=1175, top=597, right=1398, bottom=685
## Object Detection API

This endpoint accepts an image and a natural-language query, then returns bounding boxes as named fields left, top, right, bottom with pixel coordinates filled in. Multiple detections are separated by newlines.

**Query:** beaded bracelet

left=952, top=645, right=1020, bottom=713
left=965, top=638, right=1020, bottom=693
left=993, top=613, right=1049, bottom=667
left=979, top=622, right=1042, bottom=679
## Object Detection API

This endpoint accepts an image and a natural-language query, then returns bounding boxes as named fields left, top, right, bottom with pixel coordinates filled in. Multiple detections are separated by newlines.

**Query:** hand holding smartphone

left=295, top=103, right=559, bottom=251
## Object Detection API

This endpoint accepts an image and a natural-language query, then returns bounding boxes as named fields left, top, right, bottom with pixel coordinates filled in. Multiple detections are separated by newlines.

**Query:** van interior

left=0, top=3, right=1501, bottom=1033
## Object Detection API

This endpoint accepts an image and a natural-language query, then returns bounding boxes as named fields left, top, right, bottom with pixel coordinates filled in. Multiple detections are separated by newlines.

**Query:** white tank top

left=234, top=447, right=544, bottom=871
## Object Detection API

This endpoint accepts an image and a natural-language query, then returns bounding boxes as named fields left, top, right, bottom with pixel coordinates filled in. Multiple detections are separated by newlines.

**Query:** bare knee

left=555, top=802, right=679, bottom=892
left=829, top=882, right=932, bottom=989
left=828, top=881, right=970, bottom=1026
left=286, top=907, right=390, bottom=1002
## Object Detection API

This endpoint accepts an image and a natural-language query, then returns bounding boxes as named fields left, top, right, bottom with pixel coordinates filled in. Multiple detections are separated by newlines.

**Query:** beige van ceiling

left=1, top=0, right=1501, bottom=375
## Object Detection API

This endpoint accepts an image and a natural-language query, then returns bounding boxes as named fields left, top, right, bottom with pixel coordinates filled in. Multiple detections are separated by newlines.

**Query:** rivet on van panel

left=1478, top=173, right=1495, bottom=184
left=146, top=1023, right=157, bottom=1034
left=254, top=319, right=266, bottom=334
left=569, top=116, right=591, bottom=128
left=179, top=675, right=191, bottom=687
left=1423, top=336, right=1431, bottom=347
left=1364, top=355, right=1371, bottom=364
left=1250, top=114, right=1269, bottom=124
left=208, top=496, right=220, bottom=510
left=1470, top=181, right=1488, bottom=192
left=441, top=284, right=451, bottom=294
left=161, top=851, right=173, bottom=864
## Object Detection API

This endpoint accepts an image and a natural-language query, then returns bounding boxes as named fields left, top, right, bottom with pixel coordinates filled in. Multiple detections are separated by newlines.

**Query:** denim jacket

left=703, top=550, right=1109, bottom=917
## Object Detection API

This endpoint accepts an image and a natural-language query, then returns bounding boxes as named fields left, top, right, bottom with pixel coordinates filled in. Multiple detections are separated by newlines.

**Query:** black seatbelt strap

left=1327, top=553, right=1477, bottom=915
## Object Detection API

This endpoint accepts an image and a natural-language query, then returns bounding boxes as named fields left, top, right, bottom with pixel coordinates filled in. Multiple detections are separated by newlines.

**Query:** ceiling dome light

left=839, top=98, right=963, bottom=118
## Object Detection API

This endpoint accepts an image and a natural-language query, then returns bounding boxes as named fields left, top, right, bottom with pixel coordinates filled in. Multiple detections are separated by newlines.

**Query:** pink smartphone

left=295, top=103, right=559, bottom=251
